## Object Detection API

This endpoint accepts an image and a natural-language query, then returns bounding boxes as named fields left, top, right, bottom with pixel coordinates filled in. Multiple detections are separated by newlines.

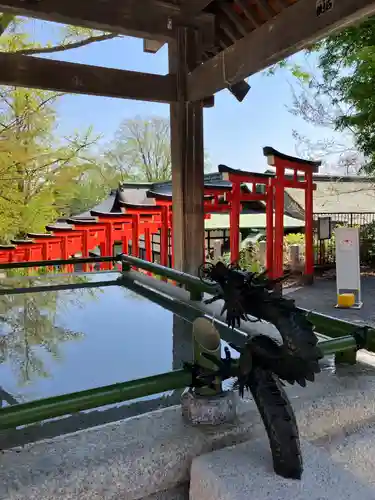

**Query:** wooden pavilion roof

left=1, top=0, right=375, bottom=103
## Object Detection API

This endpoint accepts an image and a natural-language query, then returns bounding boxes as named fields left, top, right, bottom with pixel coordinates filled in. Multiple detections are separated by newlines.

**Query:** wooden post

left=169, top=28, right=205, bottom=276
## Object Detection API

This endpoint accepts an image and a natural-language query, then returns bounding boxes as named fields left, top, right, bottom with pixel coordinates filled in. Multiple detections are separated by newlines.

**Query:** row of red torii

left=0, top=148, right=320, bottom=280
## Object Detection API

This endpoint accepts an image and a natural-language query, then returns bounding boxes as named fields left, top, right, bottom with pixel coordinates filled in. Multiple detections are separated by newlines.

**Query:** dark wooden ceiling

left=142, top=0, right=298, bottom=60
left=1, top=0, right=375, bottom=105
left=0, top=0, right=297, bottom=58
left=179, top=0, right=297, bottom=61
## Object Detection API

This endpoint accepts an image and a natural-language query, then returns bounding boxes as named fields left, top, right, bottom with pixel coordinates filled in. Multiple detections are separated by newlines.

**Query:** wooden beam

left=179, top=1, right=214, bottom=17
left=0, top=0, right=214, bottom=43
left=143, top=40, right=165, bottom=54
left=233, top=0, right=261, bottom=28
left=253, top=0, right=276, bottom=19
left=0, top=52, right=177, bottom=103
left=169, top=30, right=205, bottom=275
left=219, top=3, right=250, bottom=37
left=187, top=0, right=375, bottom=101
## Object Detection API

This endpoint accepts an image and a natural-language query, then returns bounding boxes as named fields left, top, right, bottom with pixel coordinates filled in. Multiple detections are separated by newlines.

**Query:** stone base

left=190, top=438, right=375, bottom=500
left=181, top=388, right=237, bottom=425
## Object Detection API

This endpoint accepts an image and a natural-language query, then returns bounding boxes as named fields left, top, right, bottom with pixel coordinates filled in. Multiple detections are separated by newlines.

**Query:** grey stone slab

left=144, top=484, right=188, bottom=500
left=3, top=363, right=375, bottom=499
left=316, top=421, right=375, bottom=489
left=189, top=439, right=375, bottom=500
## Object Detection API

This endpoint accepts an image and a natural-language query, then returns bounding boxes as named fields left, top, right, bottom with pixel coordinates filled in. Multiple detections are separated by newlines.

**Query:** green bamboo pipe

left=0, top=255, right=118, bottom=270
left=120, top=256, right=375, bottom=350
left=318, top=335, right=358, bottom=356
left=121, top=254, right=211, bottom=294
left=0, top=370, right=191, bottom=430
left=0, top=336, right=363, bottom=430
left=0, top=278, right=121, bottom=296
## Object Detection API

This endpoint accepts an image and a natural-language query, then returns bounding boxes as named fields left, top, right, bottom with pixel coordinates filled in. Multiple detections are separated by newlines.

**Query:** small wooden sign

left=316, top=0, right=334, bottom=17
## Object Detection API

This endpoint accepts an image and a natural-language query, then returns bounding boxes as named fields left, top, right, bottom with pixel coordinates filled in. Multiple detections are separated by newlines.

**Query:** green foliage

left=277, top=16, right=375, bottom=172
left=0, top=13, right=13, bottom=35
left=0, top=275, right=95, bottom=385
left=313, top=18, right=375, bottom=169
left=0, top=18, right=113, bottom=242
left=359, top=221, right=375, bottom=265
left=284, top=233, right=305, bottom=245
left=105, top=115, right=212, bottom=182
left=220, top=244, right=262, bottom=274
left=105, top=116, right=172, bottom=182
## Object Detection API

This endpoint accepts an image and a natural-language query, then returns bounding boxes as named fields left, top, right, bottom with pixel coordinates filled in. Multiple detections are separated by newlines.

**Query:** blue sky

left=24, top=19, right=334, bottom=172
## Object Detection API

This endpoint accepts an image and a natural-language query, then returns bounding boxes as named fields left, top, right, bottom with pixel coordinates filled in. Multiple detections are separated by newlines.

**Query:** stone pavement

left=2, top=357, right=375, bottom=499
left=190, top=439, right=375, bottom=500
left=287, top=275, right=375, bottom=325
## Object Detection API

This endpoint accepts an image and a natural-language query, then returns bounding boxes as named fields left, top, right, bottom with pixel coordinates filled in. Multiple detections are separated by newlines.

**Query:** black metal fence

left=313, top=212, right=375, bottom=267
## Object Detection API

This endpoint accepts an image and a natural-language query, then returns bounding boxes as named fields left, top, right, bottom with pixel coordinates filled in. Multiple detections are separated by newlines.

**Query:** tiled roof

left=286, top=176, right=375, bottom=213
left=204, top=213, right=304, bottom=230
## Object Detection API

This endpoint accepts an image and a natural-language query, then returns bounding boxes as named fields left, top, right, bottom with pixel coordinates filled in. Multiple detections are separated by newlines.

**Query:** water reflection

left=0, top=270, right=339, bottom=449
left=0, top=273, right=183, bottom=448
left=0, top=274, right=97, bottom=393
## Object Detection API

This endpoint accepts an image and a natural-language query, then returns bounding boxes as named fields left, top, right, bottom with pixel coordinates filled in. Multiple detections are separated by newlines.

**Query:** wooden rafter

left=219, top=3, right=249, bottom=37
left=253, top=0, right=276, bottom=19
left=187, top=0, right=375, bottom=101
left=0, top=53, right=177, bottom=103
left=143, top=40, right=165, bottom=54
left=179, top=0, right=214, bottom=17
left=233, top=0, right=261, bottom=28
left=0, top=0, right=214, bottom=43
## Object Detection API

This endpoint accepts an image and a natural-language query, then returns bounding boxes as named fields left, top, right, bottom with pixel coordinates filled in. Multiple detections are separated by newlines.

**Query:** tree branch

left=9, top=33, right=119, bottom=56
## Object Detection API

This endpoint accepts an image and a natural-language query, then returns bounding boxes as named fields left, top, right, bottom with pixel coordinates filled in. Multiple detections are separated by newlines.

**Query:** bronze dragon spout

left=190, top=261, right=323, bottom=480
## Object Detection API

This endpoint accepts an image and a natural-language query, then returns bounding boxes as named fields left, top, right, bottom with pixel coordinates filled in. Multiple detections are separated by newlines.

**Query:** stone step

left=316, top=421, right=375, bottom=490
left=190, top=438, right=375, bottom=500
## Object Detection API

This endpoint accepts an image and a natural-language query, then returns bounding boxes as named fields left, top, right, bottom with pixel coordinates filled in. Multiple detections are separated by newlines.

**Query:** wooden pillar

left=169, top=28, right=205, bottom=275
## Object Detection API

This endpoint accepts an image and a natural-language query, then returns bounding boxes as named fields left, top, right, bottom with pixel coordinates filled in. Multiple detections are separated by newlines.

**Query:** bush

left=284, top=233, right=305, bottom=245
left=360, top=220, right=375, bottom=265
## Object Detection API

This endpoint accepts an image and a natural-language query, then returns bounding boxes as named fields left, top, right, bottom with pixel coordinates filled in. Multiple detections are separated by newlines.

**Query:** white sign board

left=335, top=227, right=362, bottom=308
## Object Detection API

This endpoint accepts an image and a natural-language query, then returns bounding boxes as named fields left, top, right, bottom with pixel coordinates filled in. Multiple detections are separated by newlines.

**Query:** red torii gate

left=119, top=204, right=170, bottom=267
left=220, top=148, right=320, bottom=281
left=218, top=165, right=274, bottom=271
left=0, top=148, right=320, bottom=282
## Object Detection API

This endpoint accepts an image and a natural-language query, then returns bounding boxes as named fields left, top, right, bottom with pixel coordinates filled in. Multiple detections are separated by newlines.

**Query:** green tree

left=287, top=71, right=363, bottom=174
left=279, top=17, right=375, bottom=173
left=0, top=18, right=105, bottom=241
left=105, top=116, right=212, bottom=182
left=67, top=163, right=122, bottom=216
left=105, top=116, right=172, bottom=182
left=314, top=18, right=375, bottom=171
